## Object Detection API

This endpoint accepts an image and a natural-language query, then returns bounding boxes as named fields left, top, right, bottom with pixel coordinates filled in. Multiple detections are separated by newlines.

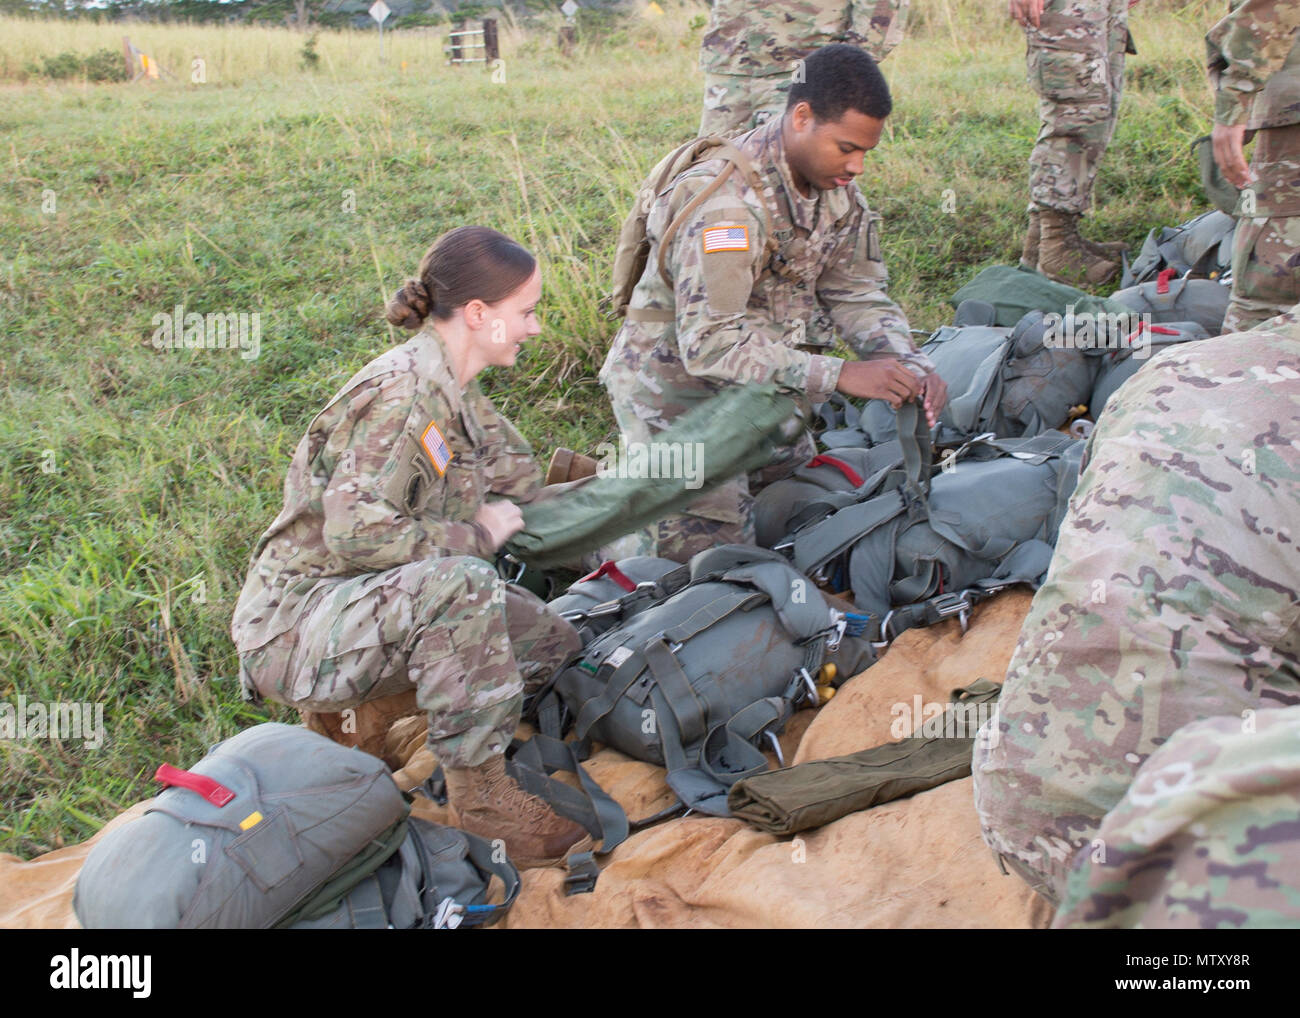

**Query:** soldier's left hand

left=1211, top=123, right=1253, bottom=190
left=919, top=372, right=947, bottom=428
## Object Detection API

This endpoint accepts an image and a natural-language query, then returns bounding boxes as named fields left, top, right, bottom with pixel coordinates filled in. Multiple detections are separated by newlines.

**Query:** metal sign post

left=370, top=0, right=391, bottom=60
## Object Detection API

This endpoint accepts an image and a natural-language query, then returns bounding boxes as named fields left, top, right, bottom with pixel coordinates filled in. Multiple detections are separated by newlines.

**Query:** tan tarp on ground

left=0, top=590, right=1052, bottom=929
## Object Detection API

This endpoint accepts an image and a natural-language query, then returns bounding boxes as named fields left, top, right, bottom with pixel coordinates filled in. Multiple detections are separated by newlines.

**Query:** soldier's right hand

left=1008, top=0, right=1043, bottom=28
left=835, top=359, right=922, bottom=408
left=476, top=500, right=526, bottom=548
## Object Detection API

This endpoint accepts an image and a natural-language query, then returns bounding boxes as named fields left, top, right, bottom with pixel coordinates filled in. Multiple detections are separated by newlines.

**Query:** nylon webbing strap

left=656, top=137, right=780, bottom=289
left=458, top=827, right=522, bottom=925
left=573, top=649, right=648, bottom=740
left=508, top=734, right=630, bottom=895
left=644, top=638, right=708, bottom=750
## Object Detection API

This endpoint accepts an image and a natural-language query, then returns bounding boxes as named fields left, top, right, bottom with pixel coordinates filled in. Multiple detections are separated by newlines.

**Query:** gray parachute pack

left=74, top=723, right=519, bottom=929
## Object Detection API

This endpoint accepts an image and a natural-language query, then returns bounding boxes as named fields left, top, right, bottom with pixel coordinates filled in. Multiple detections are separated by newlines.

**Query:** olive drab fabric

left=73, top=724, right=519, bottom=929
left=504, top=384, right=804, bottom=571
left=698, top=0, right=909, bottom=136
left=1207, top=0, right=1300, bottom=330
left=948, top=265, right=1133, bottom=328
left=232, top=328, right=580, bottom=771
left=973, top=315, right=1300, bottom=911
left=727, top=678, right=1001, bottom=836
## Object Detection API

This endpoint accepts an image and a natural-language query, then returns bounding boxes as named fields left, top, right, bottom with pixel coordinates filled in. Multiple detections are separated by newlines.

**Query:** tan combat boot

left=444, top=755, right=594, bottom=869
left=1037, top=209, right=1120, bottom=287
left=1019, top=209, right=1040, bottom=272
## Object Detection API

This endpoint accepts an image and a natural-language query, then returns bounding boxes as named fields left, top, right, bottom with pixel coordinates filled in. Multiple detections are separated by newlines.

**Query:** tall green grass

left=1, top=0, right=1226, bottom=857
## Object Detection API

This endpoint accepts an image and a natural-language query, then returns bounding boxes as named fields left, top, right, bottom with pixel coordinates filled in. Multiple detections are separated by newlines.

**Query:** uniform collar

left=412, top=327, right=494, bottom=445
left=742, top=116, right=855, bottom=230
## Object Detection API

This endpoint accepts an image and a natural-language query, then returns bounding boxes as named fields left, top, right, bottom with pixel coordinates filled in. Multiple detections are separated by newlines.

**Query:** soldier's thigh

left=281, top=556, right=503, bottom=711
left=651, top=475, right=754, bottom=564
left=1229, top=216, right=1300, bottom=319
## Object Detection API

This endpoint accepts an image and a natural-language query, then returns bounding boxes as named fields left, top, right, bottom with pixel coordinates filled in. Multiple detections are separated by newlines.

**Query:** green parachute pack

left=505, top=383, right=803, bottom=570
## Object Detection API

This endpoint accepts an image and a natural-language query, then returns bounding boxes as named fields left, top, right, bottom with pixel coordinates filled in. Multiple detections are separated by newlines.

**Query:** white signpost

left=370, top=0, right=391, bottom=60
left=561, top=0, right=578, bottom=20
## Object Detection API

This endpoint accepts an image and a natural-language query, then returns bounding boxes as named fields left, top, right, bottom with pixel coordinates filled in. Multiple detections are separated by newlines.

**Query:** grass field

left=1, top=0, right=1225, bottom=858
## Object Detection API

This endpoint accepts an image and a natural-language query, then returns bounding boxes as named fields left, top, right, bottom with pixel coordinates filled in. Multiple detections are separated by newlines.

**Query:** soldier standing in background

left=1208, top=0, right=1300, bottom=330
left=1011, top=0, right=1133, bottom=286
left=232, top=226, right=589, bottom=869
left=698, top=0, right=909, bottom=137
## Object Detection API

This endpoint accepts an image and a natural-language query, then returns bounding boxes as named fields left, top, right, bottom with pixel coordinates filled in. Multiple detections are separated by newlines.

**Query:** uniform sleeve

left=319, top=373, right=495, bottom=570
left=816, top=196, right=934, bottom=377
left=1206, top=0, right=1300, bottom=126
left=667, top=179, right=845, bottom=404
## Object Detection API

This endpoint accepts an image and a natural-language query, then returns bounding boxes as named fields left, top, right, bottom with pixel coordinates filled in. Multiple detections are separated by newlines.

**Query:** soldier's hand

left=920, top=372, right=948, bottom=428
left=836, top=359, right=922, bottom=408
left=1009, top=0, right=1043, bottom=28
left=1212, top=123, right=1253, bottom=190
left=476, top=500, right=525, bottom=549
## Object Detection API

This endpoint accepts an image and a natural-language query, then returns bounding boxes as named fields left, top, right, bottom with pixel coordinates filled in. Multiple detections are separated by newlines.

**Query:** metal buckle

left=798, top=667, right=819, bottom=706
left=563, top=852, right=600, bottom=896
left=764, top=730, right=786, bottom=767
left=825, top=615, right=847, bottom=652
left=929, top=592, right=974, bottom=634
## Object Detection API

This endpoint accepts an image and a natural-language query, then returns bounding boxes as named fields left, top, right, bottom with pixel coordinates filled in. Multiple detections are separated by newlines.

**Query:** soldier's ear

left=462, top=299, right=488, bottom=330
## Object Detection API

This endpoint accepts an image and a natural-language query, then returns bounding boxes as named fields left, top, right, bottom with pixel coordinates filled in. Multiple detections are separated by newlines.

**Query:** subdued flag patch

left=702, top=225, right=749, bottom=253
left=421, top=420, right=454, bottom=476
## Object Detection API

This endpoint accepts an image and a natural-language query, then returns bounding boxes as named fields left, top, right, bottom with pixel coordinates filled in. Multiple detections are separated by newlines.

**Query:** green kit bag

left=505, top=384, right=803, bottom=570
left=727, top=679, right=1002, bottom=835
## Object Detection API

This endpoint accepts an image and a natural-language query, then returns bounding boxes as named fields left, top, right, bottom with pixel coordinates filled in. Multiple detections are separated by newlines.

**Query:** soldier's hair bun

left=385, top=278, right=432, bottom=330
left=385, top=226, right=536, bottom=332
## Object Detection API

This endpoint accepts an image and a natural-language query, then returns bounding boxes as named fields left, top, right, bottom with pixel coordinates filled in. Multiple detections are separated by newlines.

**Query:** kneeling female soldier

left=232, top=226, right=589, bottom=868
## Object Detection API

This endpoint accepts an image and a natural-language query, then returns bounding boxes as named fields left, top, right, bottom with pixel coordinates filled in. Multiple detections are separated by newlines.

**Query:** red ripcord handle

left=808, top=455, right=865, bottom=488
left=154, top=763, right=236, bottom=807
left=1155, top=267, right=1178, bottom=295
left=580, top=560, right=637, bottom=592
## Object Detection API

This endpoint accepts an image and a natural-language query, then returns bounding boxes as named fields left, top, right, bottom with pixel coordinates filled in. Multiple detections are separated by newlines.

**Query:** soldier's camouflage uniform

left=1209, top=0, right=1300, bottom=331
left=972, top=312, right=1300, bottom=913
left=599, top=115, right=933, bottom=562
left=1052, top=705, right=1300, bottom=928
left=698, top=0, right=908, bottom=137
left=1025, top=0, right=1130, bottom=217
left=232, top=330, right=580, bottom=769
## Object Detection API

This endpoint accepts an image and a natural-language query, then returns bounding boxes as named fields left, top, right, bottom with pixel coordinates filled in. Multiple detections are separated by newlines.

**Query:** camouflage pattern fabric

left=600, top=116, right=930, bottom=562
left=1208, top=3, right=1300, bottom=330
left=1025, top=0, right=1129, bottom=216
left=1053, top=705, right=1300, bottom=928
left=971, top=315, right=1300, bottom=905
left=698, top=0, right=908, bottom=137
left=1206, top=0, right=1300, bottom=131
left=232, top=329, right=579, bottom=768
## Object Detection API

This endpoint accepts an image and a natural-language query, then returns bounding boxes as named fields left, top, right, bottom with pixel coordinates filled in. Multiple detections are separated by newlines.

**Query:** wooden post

left=558, top=25, right=577, bottom=56
left=451, top=21, right=463, bottom=63
left=122, top=36, right=135, bottom=80
left=483, top=19, right=499, bottom=63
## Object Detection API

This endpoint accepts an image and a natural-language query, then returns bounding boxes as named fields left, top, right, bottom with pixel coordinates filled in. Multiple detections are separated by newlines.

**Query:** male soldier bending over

left=601, top=43, right=946, bottom=563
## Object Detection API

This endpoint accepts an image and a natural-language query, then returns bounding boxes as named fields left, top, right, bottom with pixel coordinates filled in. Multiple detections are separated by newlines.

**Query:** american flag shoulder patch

left=420, top=420, right=454, bottom=476
left=702, top=225, right=749, bottom=254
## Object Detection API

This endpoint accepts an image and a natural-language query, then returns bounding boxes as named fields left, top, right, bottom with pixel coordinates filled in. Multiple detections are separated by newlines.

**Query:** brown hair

left=386, top=226, right=537, bottom=330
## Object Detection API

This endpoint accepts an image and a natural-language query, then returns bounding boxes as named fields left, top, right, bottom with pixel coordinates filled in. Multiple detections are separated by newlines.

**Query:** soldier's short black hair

left=786, top=44, right=892, bottom=122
